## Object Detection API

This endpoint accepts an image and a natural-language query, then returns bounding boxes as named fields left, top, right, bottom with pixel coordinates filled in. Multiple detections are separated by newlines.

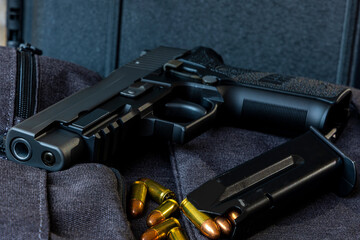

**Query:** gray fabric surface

left=0, top=157, right=136, bottom=240
left=36, top=55, right=101, bottom=112
left=48, top=164, right=134, bottom=240
left=0, top=46, right=17, bottom=135
left=0, top=159, right=49, bottom=239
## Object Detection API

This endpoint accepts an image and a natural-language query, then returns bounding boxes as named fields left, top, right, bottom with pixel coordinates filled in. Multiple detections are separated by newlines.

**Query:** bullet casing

left=129, top=180, right=148, bottom=218
left=180, top=198, right=209, bottom=229
left=180, top=198, right=220, bottom=239
left=140, top=178, right=176, bottom=204
left=130, top=180, right=148, bottom=201
left=147, top=199, right=180, bottom=227
left=168, top=227, right=189, bottom=240
left=141, top=217, right=181, bottom=240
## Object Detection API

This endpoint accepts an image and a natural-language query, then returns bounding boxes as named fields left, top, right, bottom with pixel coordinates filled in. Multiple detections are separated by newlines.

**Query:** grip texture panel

left=242, top=99, right=308, bottom=133
left=185, top=47, right=348, bottom=101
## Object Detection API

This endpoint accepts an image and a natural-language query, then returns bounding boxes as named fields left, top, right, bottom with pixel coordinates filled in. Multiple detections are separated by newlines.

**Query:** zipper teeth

left=0, top=46, right=39, bottom=155
left=15, top=50, right=36, bottom=119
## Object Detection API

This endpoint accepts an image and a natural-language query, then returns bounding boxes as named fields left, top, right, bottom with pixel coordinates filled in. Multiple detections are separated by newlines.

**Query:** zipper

left=0, top=44, right=42, bottom=156
left=15, top=43, right=42, bottom=118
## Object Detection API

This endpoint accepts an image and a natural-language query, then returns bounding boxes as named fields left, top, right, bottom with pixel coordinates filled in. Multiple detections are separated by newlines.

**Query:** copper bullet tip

left=140, top=229, right=158, bottom=240
left=147, top=210, right=165, bottom=227
left=227, top=210, right=241, bottom=225
left=200, top=218, right=221, bottom=239
left=214, top=216, right=233, bottom=236
left=129, top=199, right=145, bottom=218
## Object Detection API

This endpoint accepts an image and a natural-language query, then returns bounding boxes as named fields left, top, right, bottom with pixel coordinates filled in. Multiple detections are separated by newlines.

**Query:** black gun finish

left=5, top=47, right=352, bottom=171
left=186, top=127, right=356, bottom=239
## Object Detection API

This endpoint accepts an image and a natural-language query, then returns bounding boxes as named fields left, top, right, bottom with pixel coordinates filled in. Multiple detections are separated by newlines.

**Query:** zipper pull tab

left=18, top=43, right=43, bottom=55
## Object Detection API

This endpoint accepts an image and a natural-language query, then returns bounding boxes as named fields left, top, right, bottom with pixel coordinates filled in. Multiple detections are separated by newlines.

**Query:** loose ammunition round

left=147, top=199, right=180, bottom=227
left=214, top=215, right=233, bottom=236
left=139, top=178, right=176, bottom=204
left=167, top=227, right=189, bottom=240
left=129, top=180, right=148, bottom=218
left=180, top=198, right=220, bottom=239
left=141, top=217, right=181, bottom=240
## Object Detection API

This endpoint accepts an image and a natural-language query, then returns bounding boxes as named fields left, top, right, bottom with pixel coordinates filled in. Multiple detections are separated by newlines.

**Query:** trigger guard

left=140, top=99, right=218, bottom=144
left=163, top=98, right=208, bottom=123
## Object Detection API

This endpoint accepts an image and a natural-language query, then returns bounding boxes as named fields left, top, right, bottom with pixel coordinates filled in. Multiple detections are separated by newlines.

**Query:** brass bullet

left=214, top=215, right=233, bottom=236
left=167, top=227, right=189, bottom=240
left=147, top=211, right=163, bottom=227
left=227, top=209, right=241, bottom=226
left=128, top=180, right=147, bottom=218
left=147, top=199, right=179, bottom=227
left=180, top=198, right=221, bottom=239
left=141, top=217, right=181, bottom=240
left=139, top=178, right=176, bottom=204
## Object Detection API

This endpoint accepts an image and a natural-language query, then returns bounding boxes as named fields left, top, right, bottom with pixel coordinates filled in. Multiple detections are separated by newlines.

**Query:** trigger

left=163, top=99, right=207, bottom=123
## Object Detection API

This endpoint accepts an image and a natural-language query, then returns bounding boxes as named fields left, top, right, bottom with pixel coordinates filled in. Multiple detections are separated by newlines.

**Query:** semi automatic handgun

left=5, top=46, right=353, bottom=171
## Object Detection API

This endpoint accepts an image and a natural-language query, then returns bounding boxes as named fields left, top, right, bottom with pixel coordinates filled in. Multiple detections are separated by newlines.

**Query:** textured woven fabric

left=0, top=47, right=17, bottom=135
left=0, top=159, right=49, bottom=239
left=48, top=164, right=134, bottom=240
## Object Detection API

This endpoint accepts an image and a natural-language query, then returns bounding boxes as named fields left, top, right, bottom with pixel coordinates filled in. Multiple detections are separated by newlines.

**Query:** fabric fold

left=0, top=158, right=50, bottom=239
left=48, top=163, right=135, bottom=240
